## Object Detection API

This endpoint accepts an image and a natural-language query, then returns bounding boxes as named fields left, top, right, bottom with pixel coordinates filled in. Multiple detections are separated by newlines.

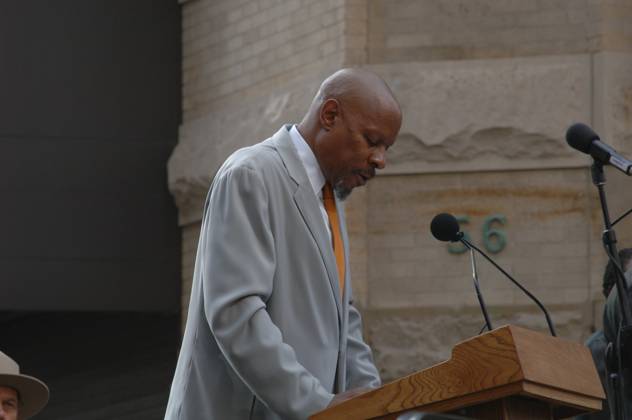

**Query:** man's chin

left=334, top=172, right=371, bottom=200
left=333, top=181, right=353, bottom=201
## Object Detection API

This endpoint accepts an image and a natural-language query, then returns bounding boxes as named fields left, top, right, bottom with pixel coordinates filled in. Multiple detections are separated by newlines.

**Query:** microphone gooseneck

left=430, top=213, right=492, bottom=333
left=430, top=213, right=557, bottom=337
left=467, top=246, right=493, bottom=332
left=460, top=237, right=557, bottom=337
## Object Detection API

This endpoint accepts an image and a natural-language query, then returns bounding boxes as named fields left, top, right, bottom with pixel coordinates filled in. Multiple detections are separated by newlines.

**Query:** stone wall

left=368, top=0, right=596, bottom=63
left=171, top=0, right=632, bottom=381
left=368, top=0, right=632, bottom=64
left=360, top=168, right=603, bottom=380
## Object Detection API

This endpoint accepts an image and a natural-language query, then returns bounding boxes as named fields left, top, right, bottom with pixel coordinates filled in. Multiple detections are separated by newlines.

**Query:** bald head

left=309, top=68, right=400, bottom=122
left=297, top=68, right=402, bottom=199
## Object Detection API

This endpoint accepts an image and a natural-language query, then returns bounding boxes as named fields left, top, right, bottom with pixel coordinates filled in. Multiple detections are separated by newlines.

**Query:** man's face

left=0, top=387, right=18, bottom=420
left=317, top=99, right=401, bottom=199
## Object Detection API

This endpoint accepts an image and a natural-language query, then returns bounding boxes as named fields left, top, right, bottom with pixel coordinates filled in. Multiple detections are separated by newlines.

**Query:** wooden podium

left=311, top=325, right=605, bottom=419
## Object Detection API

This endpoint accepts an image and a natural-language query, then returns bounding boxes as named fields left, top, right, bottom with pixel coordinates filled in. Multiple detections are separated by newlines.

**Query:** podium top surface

left=312, top=325, right=605, bottom=420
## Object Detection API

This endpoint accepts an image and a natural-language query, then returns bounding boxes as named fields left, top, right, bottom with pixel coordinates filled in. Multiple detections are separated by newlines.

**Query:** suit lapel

left=270, top=126, right=343, bottom=323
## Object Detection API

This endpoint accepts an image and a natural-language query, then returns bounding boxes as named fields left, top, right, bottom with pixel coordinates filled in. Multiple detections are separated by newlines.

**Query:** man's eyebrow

left=367, top=130, right=386, bottom=144
left=377, top=134, right=395, bottom=147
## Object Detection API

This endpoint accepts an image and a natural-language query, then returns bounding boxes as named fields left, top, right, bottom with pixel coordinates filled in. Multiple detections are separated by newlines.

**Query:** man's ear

left=319, top=99, right=340, bottom=131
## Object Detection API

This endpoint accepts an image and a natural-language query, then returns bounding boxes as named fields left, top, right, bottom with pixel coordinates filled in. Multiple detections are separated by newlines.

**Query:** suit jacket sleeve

left=202, top=166, right=333, bottom=419
left=345, top=292, right=381, bottom=390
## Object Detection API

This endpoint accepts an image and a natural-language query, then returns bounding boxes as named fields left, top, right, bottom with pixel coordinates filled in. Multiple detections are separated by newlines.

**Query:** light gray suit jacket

left=165, top=126, right=381, bottom=420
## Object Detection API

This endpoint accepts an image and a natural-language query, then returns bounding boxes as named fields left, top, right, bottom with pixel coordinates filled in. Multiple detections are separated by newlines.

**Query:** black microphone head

left=566, top=122, right=599, bottom=154
left=430, top=213, right=461, bottom=242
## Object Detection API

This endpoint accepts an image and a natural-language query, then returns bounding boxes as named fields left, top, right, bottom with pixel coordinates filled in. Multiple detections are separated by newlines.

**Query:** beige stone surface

left=365, top=305, right=586, bottom=382
left=600, top=1, right=632, bottom=53
left=181, top=0, right=369, bottom=122
left=367, top=0, right=613, bottom=64
left=170, top=54, right=597, bottom=223
left=344, top=188, right=370, bottom=308
left=362, top=168, right=602, bottom=309
left=593, top=52, right=632, bottom=154
left=169, top=69, right=328, bottom=224
left=368, top=55, right=591, bottom=174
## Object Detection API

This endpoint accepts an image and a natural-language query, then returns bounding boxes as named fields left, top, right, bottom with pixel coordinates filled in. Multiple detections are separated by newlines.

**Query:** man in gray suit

left=165, top=68, right=402, bottom=420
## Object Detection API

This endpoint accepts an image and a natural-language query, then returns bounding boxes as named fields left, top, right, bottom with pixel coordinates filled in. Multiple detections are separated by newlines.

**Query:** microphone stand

left=592, top=161, right=632, bottom=420
left=463, top=241, right=493, bottom=333
left=458, top=236, right=557, bottom=337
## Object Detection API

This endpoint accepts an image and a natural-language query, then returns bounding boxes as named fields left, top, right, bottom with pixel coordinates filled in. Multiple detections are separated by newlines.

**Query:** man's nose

left=370, top=147, right=386, bottom=170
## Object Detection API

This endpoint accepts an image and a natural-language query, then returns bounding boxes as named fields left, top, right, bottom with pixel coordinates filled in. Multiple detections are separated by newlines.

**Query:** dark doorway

left=0, top=1, right=182, bottom=418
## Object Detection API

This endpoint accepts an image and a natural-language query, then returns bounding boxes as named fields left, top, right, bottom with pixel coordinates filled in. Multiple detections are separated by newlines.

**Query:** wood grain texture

left=510, top=326, right=604, bottom=399
left=311, top=325, right=605, bottom=420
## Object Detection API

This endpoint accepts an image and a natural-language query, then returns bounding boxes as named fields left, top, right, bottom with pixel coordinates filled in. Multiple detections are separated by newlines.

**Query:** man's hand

left=327, top=387, right=372, bottom=408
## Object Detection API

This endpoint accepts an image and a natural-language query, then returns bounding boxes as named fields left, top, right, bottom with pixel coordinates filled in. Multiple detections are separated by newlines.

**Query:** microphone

left=430, top=213, right=557, bottom=336
left=566, top=123, right=632, bottom=176
left=430, top=213, right=462, bottom=242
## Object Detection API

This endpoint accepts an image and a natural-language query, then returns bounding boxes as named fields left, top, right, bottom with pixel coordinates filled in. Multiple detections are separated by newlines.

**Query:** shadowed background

left=0, top=1, right=181, bottom=418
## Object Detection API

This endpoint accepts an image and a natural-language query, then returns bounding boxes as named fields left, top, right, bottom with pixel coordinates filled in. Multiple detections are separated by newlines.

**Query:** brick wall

left=182, top=0, right=368, bottom=122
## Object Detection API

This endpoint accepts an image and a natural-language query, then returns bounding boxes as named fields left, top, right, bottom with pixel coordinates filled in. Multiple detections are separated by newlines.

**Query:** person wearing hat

left=0, top=352, right=49, bottom=419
